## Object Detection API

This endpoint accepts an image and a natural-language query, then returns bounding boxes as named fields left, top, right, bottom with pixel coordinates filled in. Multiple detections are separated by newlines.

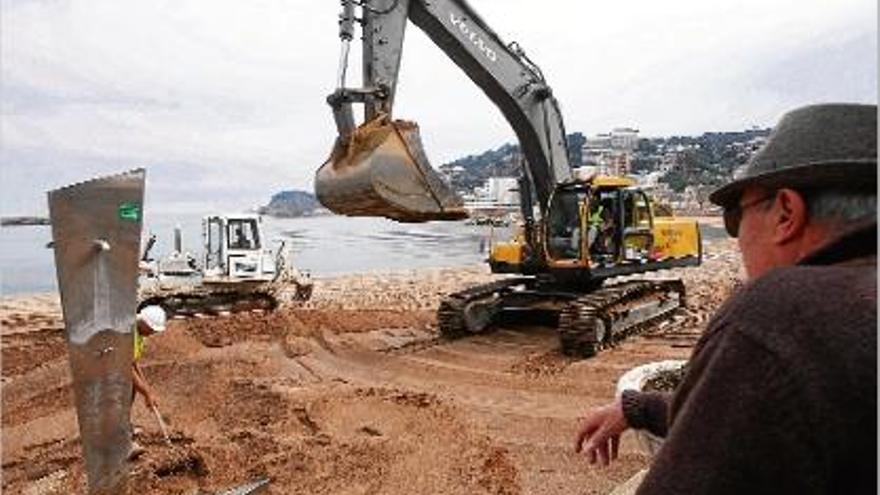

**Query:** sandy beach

left=1, top=234, right=742, bottom=494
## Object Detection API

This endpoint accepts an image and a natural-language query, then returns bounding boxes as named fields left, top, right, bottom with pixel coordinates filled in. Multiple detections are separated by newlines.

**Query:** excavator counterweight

left=316, top=115, right=467, bottom=223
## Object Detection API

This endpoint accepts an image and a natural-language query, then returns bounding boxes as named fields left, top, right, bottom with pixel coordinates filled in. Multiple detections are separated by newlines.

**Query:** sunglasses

left=723, top=194, right=776, bottom=237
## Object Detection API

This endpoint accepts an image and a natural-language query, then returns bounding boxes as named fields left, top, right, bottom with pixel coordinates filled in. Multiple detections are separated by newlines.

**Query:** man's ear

left=771, top=189, right=809, bottom=245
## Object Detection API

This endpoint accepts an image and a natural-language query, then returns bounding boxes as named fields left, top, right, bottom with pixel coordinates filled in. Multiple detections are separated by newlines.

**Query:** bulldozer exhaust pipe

left=316, top=115, right=467, bottom=223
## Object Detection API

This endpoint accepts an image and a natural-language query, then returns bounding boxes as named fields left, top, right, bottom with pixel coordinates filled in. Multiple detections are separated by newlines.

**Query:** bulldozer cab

left=203, top=215, right=275, bottom=281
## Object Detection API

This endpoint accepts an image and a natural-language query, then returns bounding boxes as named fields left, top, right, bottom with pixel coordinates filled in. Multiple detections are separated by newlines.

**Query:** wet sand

left=1, top=237, right=742, bottom=494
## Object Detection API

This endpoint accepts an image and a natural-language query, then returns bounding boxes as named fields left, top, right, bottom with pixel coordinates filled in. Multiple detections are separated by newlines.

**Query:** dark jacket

left=623, top=222, right=877, bottom=494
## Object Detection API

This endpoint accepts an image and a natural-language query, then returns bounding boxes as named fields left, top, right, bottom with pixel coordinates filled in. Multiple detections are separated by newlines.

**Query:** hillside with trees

left=258, top=190, right=323, bottom=217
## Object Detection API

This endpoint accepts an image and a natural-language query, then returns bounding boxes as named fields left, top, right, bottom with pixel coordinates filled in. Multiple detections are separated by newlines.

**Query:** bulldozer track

left=558, top=279, right=686, bottom=357
left=139, top=289, right=279, bottom=319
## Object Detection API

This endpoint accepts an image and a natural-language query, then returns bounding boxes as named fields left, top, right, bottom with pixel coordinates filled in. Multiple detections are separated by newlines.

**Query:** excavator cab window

left=622, top=188, right=654, bottom=262
left=546, top=189, right=584, bottom=261
left=622, top=188, right=652, bottom=229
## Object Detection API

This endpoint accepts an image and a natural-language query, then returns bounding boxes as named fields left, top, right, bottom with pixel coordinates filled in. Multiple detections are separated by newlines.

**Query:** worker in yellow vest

left=588, top=202, right=613, bottom=256
left=130, top=305, right=166, bottom=458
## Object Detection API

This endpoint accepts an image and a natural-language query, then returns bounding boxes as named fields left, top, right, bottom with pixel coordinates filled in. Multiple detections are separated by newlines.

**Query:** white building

left=636, top=171, right=665, bottom=187
left=483, top=177, right=519, bottom=206
left=610, top=128, right=640, bottom=151
left=465, top=177, right=519, bottom=207
left=581, top=127, right=640, bottom=175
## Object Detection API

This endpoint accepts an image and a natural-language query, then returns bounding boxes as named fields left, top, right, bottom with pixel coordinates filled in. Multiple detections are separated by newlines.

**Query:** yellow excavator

left=315, top=0, right=702, bottom=356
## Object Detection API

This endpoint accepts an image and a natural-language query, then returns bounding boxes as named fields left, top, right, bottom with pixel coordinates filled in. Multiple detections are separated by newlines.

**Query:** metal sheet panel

left=48, top=169, right=145, bottom=494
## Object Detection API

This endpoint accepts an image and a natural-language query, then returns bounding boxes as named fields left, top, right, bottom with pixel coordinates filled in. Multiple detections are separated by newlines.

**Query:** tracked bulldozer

left=138, top=214, right=313, bottom=318
left=316, top=0, right=702, bottom=357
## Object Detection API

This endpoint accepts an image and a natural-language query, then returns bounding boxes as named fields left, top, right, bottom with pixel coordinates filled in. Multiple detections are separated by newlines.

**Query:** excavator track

left=437, top=278, right=531, bottom=338
left=438, top=277, right=687, bottom=358
left=558, top=279, right=686, bottom=357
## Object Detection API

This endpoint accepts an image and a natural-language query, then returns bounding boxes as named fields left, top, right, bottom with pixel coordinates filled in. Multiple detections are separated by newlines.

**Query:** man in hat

left=573, top=103, right=876, bottom=493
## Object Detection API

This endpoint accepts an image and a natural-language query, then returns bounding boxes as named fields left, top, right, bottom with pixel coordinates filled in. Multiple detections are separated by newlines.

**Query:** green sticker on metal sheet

left=118, top=202, right=141, bottom=221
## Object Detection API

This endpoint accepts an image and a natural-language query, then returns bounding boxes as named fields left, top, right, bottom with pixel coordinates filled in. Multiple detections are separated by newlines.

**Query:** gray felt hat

left=709, top=103, right=877, bottom=208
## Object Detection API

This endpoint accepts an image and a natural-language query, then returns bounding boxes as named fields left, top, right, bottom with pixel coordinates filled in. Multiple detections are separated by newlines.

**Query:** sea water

left=0, top=214, right=726, bottom=296
left=0, top=215, right=511, bottom=296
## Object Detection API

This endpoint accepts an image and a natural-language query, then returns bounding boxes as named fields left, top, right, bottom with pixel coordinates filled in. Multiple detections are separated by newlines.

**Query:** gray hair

left=803, top=189, right=876, bottom=226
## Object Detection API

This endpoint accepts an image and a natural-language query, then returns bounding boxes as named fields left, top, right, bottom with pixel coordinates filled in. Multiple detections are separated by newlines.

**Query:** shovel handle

left=151, top=404, right=172, bottom=445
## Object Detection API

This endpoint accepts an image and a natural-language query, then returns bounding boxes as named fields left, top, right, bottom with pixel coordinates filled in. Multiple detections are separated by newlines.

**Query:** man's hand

left=143, top=390, right=159, bottom=410
left=574, top=398, right=629, bottom=466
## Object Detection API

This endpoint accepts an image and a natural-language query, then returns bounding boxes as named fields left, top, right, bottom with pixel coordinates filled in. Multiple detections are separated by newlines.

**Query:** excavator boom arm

left=320, top=0, right=572, bottom=221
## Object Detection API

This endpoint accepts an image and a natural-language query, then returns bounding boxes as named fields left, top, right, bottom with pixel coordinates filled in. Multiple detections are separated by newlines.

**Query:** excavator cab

left=544, top=177, right=660, bottom=269
left=315, top=115, right=468, bottom=223
left=545, top=181, right=626, bottom=268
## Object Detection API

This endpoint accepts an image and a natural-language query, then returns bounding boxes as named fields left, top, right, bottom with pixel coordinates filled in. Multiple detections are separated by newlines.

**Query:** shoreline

left=0, top=216, right=51, bottom=227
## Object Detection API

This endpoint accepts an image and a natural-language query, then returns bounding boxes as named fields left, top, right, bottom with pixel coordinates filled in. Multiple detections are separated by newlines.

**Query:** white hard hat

left=138, top=305, right=167, bottom=333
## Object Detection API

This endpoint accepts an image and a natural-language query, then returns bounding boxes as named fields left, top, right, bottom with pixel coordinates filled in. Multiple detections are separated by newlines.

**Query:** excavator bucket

left=316, top=116, right=467, bottom=223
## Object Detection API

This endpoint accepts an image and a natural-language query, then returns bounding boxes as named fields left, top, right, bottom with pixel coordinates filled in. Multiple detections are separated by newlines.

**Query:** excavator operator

left=588, top=196, right=615, bottom=259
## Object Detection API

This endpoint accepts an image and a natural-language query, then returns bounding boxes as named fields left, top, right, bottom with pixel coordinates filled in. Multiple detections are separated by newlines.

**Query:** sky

left=1, top=0, right=876, bottom=215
